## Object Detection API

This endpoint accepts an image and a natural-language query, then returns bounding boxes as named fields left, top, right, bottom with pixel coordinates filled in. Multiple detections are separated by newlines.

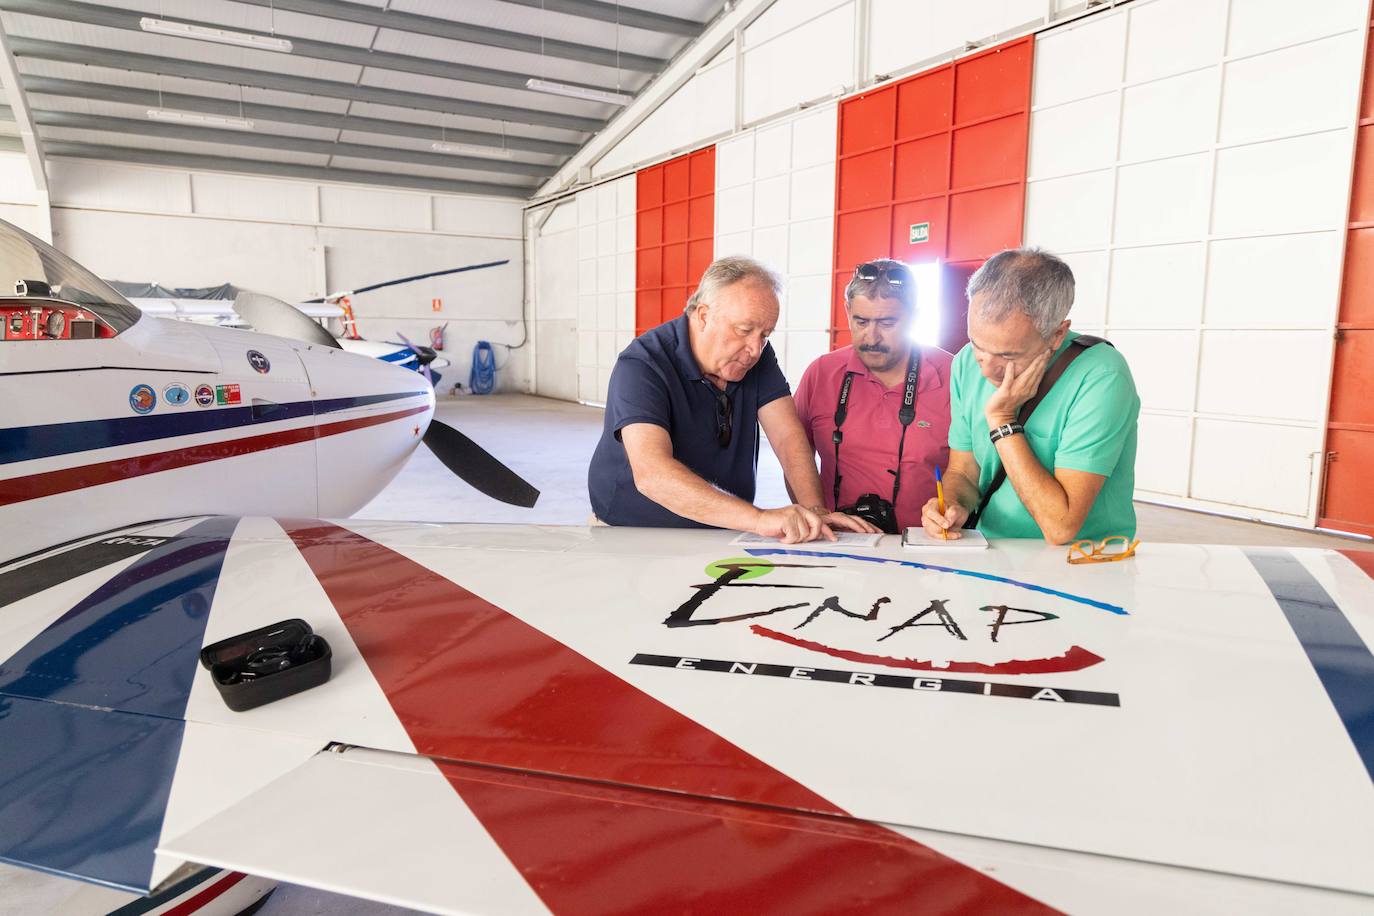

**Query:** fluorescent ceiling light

left=147, top=108, right=255, bottom=131
left=140, top=17, right=293, bottom=53
left=430, top=141, right=515, bottom=159
left=525, top=78, right=632, bottom=106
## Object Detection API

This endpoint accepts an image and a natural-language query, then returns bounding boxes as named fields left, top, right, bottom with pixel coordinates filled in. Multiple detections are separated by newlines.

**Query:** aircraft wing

left=127, top=298, right=344, bottom=320
left=2, top=517, right=1372, bottom=913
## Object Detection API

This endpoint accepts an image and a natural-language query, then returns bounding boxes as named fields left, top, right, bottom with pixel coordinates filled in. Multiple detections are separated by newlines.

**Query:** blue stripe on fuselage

left=0, top=516, right=239, bottom=892
left=0, top=391, right=426, bottom=466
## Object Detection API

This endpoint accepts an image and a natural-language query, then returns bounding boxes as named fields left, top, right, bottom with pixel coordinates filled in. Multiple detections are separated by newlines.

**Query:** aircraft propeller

left=231, top=290, right=539, bottom=509
left=233, top=291, right=342, bottom=350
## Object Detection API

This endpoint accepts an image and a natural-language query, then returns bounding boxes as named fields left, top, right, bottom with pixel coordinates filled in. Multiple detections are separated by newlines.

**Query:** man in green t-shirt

left=921, top=248, right=1139, bottom=544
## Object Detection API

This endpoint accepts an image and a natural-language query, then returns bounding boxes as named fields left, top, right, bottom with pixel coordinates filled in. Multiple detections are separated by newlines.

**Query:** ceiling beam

left=0, top=17, right=44, bottom=190
left=230, top=0, right=667, bottom=71
left=536, top=0, right=777, bottom=198
left=9, top=37, right=606, bottom=134
left=43, top=140, right=533, bottom=197
left=23, top=76, right=579, bottom=156
left=0, top=0, right=631, bottom=96
left=492, top=0, right=705, bottom=38
left=32, top=110, right=553, bottom=177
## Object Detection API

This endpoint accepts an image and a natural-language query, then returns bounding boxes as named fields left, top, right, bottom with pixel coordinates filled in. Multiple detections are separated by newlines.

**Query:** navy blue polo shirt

left=588, top=314, right=791, bottom=527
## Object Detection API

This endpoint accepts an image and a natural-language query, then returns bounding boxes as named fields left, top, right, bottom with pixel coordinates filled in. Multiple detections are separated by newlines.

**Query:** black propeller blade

left=234, top=291, right=341, bottom=349
left=423, top=418, right=539, bottom=508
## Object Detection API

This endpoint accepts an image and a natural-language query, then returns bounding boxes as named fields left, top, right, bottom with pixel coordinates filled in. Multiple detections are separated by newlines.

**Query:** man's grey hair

left=966, top=247, right=1075, bottom=338
left=843, top=258, right=915, bottom=311
left=685, top=255, right=784, bottom=314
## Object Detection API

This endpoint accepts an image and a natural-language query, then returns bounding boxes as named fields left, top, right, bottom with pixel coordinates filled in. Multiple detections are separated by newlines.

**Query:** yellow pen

left=934, top=464, right=947, bottom=540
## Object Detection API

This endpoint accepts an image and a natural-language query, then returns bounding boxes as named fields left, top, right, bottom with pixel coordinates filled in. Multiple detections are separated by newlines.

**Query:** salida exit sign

left=909, top=222, right=930, bottom=244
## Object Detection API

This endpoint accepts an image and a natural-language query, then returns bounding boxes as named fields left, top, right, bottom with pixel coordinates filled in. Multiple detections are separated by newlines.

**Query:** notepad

left=730, top=530, right=885, bottom=548
left=901, top=527, right=989, bottom=549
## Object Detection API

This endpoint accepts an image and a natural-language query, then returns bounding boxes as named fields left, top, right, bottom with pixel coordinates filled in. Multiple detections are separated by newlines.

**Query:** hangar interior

left=2, top=0, right=1374, bottom=912
left=2, top=0, right=1370, bottom=542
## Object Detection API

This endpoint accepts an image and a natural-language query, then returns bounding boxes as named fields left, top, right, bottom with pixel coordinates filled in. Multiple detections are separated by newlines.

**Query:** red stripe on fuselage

left=162, top=871, right=248, bottom=916
left=282, top=520, right=1055, bottom=914
left=0, top=405, right=427, bottom=507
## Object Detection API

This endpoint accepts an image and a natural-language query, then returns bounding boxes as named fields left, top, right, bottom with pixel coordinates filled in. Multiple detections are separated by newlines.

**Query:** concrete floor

left=359, top=393, right=1373, bottom=553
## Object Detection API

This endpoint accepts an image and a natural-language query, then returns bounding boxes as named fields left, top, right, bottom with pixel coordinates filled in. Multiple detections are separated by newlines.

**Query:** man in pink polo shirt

left=793, top=259, right=953, bottom=533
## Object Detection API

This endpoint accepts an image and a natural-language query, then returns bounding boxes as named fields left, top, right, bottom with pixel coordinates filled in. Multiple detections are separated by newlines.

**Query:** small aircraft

left=2, top=217, right=1373, bottom=915
left=114, top=265, right=508, bottom=388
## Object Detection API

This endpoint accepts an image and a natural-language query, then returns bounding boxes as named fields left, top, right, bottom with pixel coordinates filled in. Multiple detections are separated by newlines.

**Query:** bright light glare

left=908, top=260, right=942, bottom=346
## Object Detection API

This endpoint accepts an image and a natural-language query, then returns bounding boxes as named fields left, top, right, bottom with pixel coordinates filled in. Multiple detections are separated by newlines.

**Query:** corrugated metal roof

left=0, top=0, right=727, bottom=196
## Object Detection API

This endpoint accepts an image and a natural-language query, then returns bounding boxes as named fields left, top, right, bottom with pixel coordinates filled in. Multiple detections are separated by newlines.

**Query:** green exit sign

left=909, top=222, right=930, bottom=244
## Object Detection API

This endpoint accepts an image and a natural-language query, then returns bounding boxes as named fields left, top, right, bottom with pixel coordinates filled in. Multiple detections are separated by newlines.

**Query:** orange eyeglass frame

left=1066, top=535, right=1139, bottom=565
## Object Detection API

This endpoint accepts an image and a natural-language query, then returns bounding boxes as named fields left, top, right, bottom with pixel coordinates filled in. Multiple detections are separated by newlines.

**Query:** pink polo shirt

left=794, top=345, right=953, bottom=531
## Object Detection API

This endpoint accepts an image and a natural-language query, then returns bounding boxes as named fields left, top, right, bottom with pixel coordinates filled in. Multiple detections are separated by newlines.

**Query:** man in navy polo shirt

left=588, top=256, right=877, bottom=543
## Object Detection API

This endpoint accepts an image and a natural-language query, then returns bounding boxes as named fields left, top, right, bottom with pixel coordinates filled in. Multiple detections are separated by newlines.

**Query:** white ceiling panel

left=27, top=95, right=345, bottom=142
left=357, top=67, right=614, bottom=121
left=325, top=154, right=537, bottom=187
left=1, top=15, right=365, bottom=84
left=39, top=126, right=333, bottom=167
left=336, top=129, right=560, bottom=166
left=390, top=0, right=687, bottom=58
left=343, top=100, right=589, bottom=145
left=370, top=28, right=652, bottom=92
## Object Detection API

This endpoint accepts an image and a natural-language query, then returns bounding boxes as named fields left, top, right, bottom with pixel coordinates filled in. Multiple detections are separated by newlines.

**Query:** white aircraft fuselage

left=0, top=302, right=433, bottom=564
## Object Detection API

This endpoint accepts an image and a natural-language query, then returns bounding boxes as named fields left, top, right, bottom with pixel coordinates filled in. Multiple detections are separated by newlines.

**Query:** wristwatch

left=989, top=422, right=1024, bottom=443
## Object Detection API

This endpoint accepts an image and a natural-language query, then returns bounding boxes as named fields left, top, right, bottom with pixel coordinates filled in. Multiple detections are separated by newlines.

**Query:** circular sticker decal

left=194, top=384, right=215, bottom=407
left=129, top=384, right=156, bottom=415
left=163, top=383, right=191, bottom=407
left=247, top=350, right=271, bottom=374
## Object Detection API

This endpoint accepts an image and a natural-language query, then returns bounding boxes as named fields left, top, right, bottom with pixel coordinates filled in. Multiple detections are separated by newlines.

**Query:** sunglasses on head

left=854, top=261, right=914, bottom=287
left=706, top=384, right=733, bottom=448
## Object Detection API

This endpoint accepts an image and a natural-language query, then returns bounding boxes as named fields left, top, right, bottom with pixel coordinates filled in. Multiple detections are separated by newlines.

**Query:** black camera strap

left=832, top=348, right=921, bottom=510
left=966, top=335, right=1111, bottom=530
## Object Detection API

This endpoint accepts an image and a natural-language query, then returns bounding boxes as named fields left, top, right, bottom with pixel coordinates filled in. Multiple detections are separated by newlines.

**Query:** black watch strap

left=989, top=422, right=1024, bottom=443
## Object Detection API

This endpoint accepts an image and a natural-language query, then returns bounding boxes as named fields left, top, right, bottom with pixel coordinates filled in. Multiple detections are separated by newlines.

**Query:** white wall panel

left=1108, top=330, right=1199, bottom=412
left=1134, top=414, right=1192, bottom=495
left=869, top=0, right=1046, bottom=79
left=1024, top=170, right=1114, bottom=252
left=319, top=186, right=430, bottom=231
left=1204, top=232, right=1344, bottom=327
left=187, top=174, right=315, bottom=224
left=743, top=5, right=856, bottom=125
left=433, top=196, right=523, bottom=237
left=1211, top=131, right=1352, bottom=237
left=713, top=105, right=839, bottom=388
left=1226, top=0, right=1367, bottom=58
left=1060, top=250, right=1109, bottom=326
left=564, top=174, right=637, bottom=404
left=1032, top=14, right=1127, bottom=108
left=1124, top=0, right=1227, bottom=84
left=48, top=159, right=192, bottom=214
left=1219, top=33, right=1363, bottom=147
left=1196, top=330, right=1332, bottom=422
left=1027, top=93, right=1119, bottom=179
left=1108, top=243, right=1206, bottom=327
left=1112, top=154, right=1211, bottom=246
left=1119, top=68, right=1220, bottom=163
left=1191, top=419, right=1318, bottom=516
left=1023, top=0, right=1366, bottom=525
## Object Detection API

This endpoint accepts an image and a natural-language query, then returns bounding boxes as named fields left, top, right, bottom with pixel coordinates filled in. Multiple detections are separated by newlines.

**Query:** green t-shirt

left=948, top=331, right=1140, bottom=540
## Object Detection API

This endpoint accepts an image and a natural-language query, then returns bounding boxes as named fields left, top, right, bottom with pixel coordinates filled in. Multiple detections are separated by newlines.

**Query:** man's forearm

left=775, top=434, right=826, bottom=509
left=634, top=454, right=761, bottom=530
left=993, top=434, right=1074, bottom=541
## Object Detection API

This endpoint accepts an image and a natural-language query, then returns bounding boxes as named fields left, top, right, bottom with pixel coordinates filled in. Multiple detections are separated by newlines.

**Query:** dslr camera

left=837, top=492, right=898, bottom=535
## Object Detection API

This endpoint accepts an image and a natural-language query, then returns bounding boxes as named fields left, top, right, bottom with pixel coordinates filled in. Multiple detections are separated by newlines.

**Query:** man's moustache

left=858, top=345, right=890, bottom=354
